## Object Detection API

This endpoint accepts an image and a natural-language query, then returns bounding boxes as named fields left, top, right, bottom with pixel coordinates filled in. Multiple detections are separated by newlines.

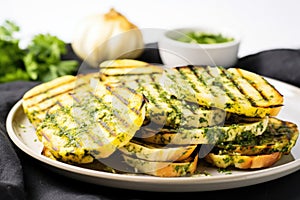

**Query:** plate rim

left=6, top=76, right=300, bottom=192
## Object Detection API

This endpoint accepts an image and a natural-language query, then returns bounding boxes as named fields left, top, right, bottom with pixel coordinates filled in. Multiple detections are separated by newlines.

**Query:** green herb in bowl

left=177, top=32, right=234, bottom=44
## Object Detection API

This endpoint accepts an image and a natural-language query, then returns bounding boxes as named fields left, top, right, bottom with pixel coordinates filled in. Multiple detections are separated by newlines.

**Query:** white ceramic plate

left=6, top=77, right=300, bottom=192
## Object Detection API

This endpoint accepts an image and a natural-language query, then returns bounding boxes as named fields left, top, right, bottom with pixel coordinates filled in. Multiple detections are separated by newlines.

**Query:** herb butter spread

left=176, top=32, right=234, bottom=44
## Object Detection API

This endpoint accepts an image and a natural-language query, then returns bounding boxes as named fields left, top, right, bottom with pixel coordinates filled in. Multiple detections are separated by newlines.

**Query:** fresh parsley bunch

left=0, top=20, right=79, bottom=83
left=0, top=20, right=29, bottom=82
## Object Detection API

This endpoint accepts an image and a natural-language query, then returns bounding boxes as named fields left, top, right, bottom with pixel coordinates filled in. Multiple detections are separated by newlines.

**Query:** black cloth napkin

left=1, top=45, right=300, bottom=200
left=236, top=48, right=300, bottom=88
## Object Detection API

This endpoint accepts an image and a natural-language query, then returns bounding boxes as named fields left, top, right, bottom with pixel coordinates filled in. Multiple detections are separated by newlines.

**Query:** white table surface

left=1, top=0, right=300, bottom=58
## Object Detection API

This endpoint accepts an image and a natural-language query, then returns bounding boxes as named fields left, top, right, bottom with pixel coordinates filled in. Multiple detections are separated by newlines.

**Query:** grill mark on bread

left=220, top=68, right=258, bottom=106
left=23, top=78, right=76, bottom=100
left=153, top=83, right=181, bottom=116
left=101, top=72, right=161, bottom=77
left=227, top=68, right=283, bottom=108
left=247, top=79, right=269, bottom=102
left=105, top=84, right=145, bottom=115
left=87, top=87, right=142, bottom=132
left=169, top=66, right=284, bottom=117
left=150, top=73, right=157, bottom=82
left=30, top=92, right=78, bottom=115
left=25, top=83, right=86, bottom=108
left=98, top=120, right=117, bottom=137
left=105, top=85, right=129, bottom=107
left=176, top=66, right=200, bottom=94
left=205, top=66, right=237, bottom=102
left=188, top=66, right=220, bottom=98
left=234, top=68, right=270, bottom=100
left=69, top=93, right=80, bottom=103
left=223, top=68, right=268, bottom=106
left=56, top=100, right=64, bottom=108
left=189, top=65, right=207, bottom=87
left=26, top=88, right=73, bottom=108
left=100, top=64, right=153, bottom=69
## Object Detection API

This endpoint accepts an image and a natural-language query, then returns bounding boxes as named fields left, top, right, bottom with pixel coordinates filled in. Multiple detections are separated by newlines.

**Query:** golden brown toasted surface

left=204, top=117, right=299, bottom=169
left=205, top=152, right=282, bottom=169
left=37, top=82, right=146, bottom=162
left=99, top=59, right=163, bottom=83
left=214, top=117, right=299, bottom=155
left=163, top=66, right=283, bottom=118
left=23, top=73, right=146, bottom=163
left=22, top=73, right=99, bottom=127
left=98, top=59, right=284, bottom=118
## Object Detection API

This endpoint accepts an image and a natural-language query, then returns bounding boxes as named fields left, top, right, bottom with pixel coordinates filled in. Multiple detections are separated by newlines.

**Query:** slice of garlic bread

left=140, top=117, right=269, bottom=145
left=99, top=59, right=163, bottom=83
left=137, top=82, right=226, bottom=129
left=122, top=152, right=199, bottom=177
left=34, top=80, right=146, bottom=163
left=205, top=152, right=282, bottom=169
left=215, top=117, right=299, bottom=155
left=119, top=139, right=197, bottom=162
left=22, top=73, right=99, bottom=127
left=163, top=66, right=283, bottom=118
left=205, top=118, right=299, bottom=169
left=98, top=60, right=283, bottom=118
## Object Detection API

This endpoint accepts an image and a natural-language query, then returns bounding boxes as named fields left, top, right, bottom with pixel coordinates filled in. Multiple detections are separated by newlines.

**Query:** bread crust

left=123, top=152, right=199, bottom=177
left=205, top=152, right=282, bottom=169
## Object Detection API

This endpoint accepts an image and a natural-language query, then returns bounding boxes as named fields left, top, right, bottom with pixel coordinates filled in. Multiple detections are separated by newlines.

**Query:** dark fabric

left=1, top=45, right=300, bottom=200
left=0, top=81, right=40, bottom=200
left=236, top=48, right=300, bottom=88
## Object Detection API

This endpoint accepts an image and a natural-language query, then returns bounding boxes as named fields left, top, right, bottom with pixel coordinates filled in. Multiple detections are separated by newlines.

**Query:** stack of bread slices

left=22, top=59, right=299, bottom=177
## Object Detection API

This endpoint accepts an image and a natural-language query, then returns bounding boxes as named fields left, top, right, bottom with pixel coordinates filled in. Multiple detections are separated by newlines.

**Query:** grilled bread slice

left=99, top=59, right=163, bottom=83
left=22, top=75, right=77, bottom=127
left=22, top=73, right=99, bottom=128
left=119, top=139, right=197, bottom=162
left=137, top=82, right=226, bottom=129
left=205, top=118, right=299, bottom=169
left=140, top=117, right=269, bottom=145
left=98, top=59, right=283, bottom=118
left=163, top=66, right=283, bottom=118
left=100, top=60, right=226, bottom=129
left=214, top=117, right=299, bottom=155
left=29, top=78, right=146, bottom=163
left=205, top=152, right=282, bottom=169
left=122, top=151, right=199, bottom=177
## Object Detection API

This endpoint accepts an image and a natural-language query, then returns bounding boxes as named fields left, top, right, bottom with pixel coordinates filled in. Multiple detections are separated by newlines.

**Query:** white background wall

left=1, top=0, right=300, bottom=58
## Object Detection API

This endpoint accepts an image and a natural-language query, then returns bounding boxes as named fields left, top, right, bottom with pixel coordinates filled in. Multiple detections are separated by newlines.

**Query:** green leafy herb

left=0, top=20, right=79, bottom=83
left=0, top=20, right=29, bottom=83
left=24, top=33, right=78, bottom=82
left=217, top=168, right=232, bottom=175
left=177, top=32, right=234, bottom=44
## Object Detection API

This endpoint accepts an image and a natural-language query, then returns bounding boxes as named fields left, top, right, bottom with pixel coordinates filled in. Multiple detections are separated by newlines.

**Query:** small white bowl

left=158, top=26, right=240, bottom=68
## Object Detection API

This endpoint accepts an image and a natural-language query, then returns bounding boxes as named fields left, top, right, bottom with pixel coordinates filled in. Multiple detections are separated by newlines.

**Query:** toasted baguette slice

left=140, top=117, right=269, bottom=145
left=119, top=139, right=197, bottom=162
left=205, top=152, right=282, bottom=169
left=122, top=152, right=199, bottom=177
left=215, top=117, right=299, bottom=155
